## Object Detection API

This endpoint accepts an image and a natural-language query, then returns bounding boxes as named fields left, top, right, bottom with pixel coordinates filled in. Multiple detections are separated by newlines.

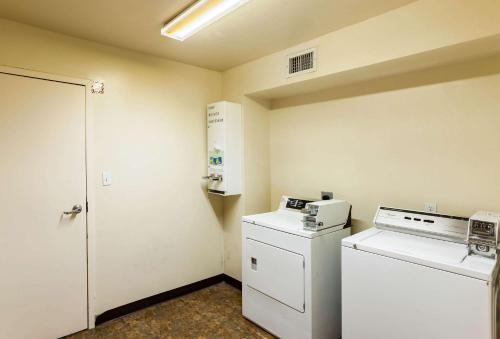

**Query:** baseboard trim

left=95, top=273, right=241, bottom=325
left=222, top=273, right=242, bottom=290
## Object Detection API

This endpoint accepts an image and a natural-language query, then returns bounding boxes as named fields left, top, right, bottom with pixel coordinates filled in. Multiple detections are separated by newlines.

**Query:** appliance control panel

left=467, top=211, right=500, bottom=258
left=286, top=198, right=312, bottom=211
left=279, top=196, right=313, bottom=211
left=471, top=220, right=495, bottom=237
left=301, top=199, right=351, bottom=232
left=374, top=206, right=469, bottom=242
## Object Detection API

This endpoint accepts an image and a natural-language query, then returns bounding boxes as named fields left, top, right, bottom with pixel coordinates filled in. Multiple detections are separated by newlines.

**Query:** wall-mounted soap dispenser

left=204, top=101, right=241, bottom=196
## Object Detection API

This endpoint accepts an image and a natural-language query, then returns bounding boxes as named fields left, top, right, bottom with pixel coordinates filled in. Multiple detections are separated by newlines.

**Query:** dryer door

left=245, top=238, right=305, bottom=312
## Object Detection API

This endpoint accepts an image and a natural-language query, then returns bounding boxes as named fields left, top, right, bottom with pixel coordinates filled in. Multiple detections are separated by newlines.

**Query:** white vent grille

left=286, top=48, right=316, bottom=77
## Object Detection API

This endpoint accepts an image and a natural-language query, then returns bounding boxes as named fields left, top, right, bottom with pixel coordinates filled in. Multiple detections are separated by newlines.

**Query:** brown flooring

left=67, top=282, right=274, bottom=339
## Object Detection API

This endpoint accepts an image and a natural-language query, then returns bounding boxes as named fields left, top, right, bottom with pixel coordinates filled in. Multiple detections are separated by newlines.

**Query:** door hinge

left=86, top=201, right=89, bottom=213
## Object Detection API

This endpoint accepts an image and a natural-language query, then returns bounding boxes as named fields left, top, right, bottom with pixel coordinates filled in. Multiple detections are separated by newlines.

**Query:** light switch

left=102, top=170, right=112, bottom=186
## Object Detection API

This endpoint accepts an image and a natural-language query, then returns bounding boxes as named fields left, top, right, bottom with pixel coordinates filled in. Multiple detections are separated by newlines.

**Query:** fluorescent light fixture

left=161, top=0, right=250, bottom=41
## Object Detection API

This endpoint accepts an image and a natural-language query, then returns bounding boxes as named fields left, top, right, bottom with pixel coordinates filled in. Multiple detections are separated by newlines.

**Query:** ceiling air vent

left=286, top=48, right=317, bottom=77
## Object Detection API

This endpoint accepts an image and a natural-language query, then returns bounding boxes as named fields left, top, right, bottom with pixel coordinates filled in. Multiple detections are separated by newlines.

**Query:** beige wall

left=220, top=95, right=271, bottom=280
left=0, top=19, right=224, bottom=314
left=224, top=0, right=500, bottom=97
left=3, top=0, right=500, bottom=303
left=271, top=57, right=500, bottom=232
left=221, top=0, right=500, bottom=280
left=224, top=56, right=500, bottom=279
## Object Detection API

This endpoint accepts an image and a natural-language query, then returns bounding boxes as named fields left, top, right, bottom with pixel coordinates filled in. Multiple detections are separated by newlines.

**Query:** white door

left=246, top=238, right=305, bottom=312
left=0, top=72, right=88, bottom=339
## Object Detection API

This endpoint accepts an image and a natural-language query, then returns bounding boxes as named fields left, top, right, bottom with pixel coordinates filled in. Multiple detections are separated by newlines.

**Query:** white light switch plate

left=424, top=202, right=437, bottom=213
left=102, top=170, right=112, bottom=186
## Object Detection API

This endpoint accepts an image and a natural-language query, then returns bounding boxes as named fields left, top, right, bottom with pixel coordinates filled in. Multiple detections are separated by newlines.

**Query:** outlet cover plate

left=424, top=202, right=437, bottom=213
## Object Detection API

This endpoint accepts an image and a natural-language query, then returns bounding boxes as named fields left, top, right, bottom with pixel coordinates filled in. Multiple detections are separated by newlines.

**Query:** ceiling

left=0, top=0, right=416, bottom=71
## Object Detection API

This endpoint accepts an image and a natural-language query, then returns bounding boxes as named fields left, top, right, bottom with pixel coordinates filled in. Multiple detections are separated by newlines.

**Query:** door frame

left=0, top=65, right=98, bottom=329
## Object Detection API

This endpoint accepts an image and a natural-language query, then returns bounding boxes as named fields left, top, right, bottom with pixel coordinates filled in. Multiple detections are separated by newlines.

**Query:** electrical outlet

left=321, top=191, right=333, bottom=200
left=424, top=202, right=437, bottom=213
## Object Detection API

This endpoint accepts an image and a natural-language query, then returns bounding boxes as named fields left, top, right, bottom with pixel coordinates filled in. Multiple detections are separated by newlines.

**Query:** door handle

left=64, top=204, right=83, bottom=215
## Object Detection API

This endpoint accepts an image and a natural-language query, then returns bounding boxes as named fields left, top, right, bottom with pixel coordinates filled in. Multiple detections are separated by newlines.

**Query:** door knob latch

left=64, top=204, right=83, bottom=215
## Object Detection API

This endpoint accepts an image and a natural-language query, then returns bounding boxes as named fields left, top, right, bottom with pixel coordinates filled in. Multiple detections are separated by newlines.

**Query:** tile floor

left=67, top=282, right=274, bottom=339
left=66, top=281, right=500, bottom=338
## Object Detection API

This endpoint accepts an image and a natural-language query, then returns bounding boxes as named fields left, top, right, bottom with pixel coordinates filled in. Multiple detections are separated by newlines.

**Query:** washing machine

left=242, top=196, right=351, bottom=339
left=342, top=206, right=500, bottom=339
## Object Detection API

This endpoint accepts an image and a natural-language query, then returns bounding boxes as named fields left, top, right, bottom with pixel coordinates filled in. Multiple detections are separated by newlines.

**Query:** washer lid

left=342, top=228, right=498, bottom=282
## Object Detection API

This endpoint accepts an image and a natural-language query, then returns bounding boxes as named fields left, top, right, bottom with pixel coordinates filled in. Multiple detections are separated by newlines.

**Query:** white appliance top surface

left=242, top=210, right=342, bottom=238
left=343, top=228, right=498, bottom=281
left=374, top=206, right=470, bottom=242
